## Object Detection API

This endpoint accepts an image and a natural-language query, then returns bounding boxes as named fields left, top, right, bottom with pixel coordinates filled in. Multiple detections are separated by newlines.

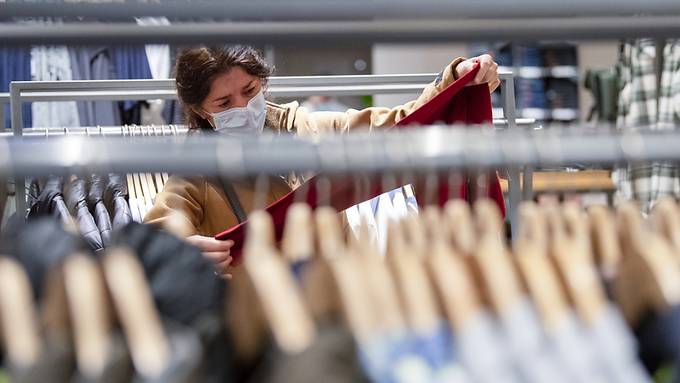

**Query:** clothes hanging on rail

left=69, top=46, right=121, bottom=127
left=136, top=17, right=172, bottom=126
left=112, top=46, right=153, bottom=125
left=614, top=39, right=680, bottom=213
left=64, top=176, right=104, bottom=252
left=30, top=44, right=81, bottom=128
left=0, top=46, right=32, bottom=130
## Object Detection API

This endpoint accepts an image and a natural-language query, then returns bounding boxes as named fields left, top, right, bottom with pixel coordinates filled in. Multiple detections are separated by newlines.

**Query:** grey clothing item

left=68, top=46, right=121, bottom=127
left=499, top=299, right=572, bottom=383
left=547, top=311, right=611, bottom=383
left=457, top=310, right=521, bottom=383
left=586, top=304, right=652, bottom=383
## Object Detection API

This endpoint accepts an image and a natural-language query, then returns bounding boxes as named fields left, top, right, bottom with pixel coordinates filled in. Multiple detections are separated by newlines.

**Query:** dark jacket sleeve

left=104, top=173, right=133, bottom=231
left=87, top=174, right=114, bottom=247
left=65, top=177, right=104, bottom=252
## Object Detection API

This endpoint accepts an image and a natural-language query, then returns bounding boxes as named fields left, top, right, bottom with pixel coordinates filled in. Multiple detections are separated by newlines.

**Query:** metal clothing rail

left=2, top=17, right=680, bottom=45
left=9, top=72, right=518, bottom=133
left=9, top=73, right=445, bottom=133
left=1, top=126, right=678, bottom=177
left=3, top=0, right=679, bottom=20
left=5, top=126, right=673, bottom=240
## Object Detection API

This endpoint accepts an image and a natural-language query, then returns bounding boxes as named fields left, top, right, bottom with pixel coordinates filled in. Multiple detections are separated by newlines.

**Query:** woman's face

left=199, top=66, right=263, bottom=120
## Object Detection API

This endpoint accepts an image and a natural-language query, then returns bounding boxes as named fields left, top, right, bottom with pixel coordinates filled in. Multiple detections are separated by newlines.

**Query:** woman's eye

left=246, top=88, right=255, bottom=95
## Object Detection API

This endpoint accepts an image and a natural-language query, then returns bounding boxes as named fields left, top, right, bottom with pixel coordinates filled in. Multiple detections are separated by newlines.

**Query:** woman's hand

left=455, top=54, right=500, bottom=92
left=186, top=235, right=234, bottom=279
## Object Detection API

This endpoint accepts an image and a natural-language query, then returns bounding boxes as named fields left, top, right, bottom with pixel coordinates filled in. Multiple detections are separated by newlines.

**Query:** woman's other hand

left=186, top=235, right=234, bottom=279
left=455, top=54, right=500, bottom=92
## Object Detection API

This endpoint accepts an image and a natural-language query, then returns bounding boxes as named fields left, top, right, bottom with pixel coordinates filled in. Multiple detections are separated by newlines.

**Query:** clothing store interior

left=2, top=1, right=680, bottom=382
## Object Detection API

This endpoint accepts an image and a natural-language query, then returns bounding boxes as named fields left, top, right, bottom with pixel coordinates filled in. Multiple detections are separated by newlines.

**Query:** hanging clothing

left=0, top=46, right=32, bottom=129
left=30, top=44, right=80, bottom=128
left=69, top=46, right=121, bottom=127
left=103, top=173, right=133, bottom=231
left=614, top=39, right=680, bottom=212
left=64, top=177, right=104, bottom=252
left=214, top=63, right=505, bottom=263
left=27, top=176, right=75, bottom=228
left=87, top=174, right=114, bottom=248
left=112, top=45, right=153, bottom=125
left=136, top=17, right=172, bottom=126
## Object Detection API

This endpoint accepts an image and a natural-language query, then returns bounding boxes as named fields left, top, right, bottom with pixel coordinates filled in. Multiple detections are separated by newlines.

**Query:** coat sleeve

left=143, top=175, right=205, bottom=236
left=288, top=58, right=466, bottom=136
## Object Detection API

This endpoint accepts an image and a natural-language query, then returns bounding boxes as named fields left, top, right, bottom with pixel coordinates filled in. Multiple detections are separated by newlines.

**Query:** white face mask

left=209, top=90, right=266, bottom=137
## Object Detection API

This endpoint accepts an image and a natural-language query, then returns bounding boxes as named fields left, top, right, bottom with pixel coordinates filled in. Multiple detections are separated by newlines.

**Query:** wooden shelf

left=500, top=170, right=614, bottom=193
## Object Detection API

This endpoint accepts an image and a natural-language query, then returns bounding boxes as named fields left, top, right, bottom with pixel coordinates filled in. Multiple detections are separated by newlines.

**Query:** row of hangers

left=0, top=245, right=171, bottom=382
left=230, top=196, right=680, bottom=378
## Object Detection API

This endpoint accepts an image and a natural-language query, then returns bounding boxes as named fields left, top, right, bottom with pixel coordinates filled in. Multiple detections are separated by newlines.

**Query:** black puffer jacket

left=27, top=176, right=75, bottom=227
left=65, top=176, right=104, bottom=252
left=87, top=174, right=113, bottom=248
left=104, top=173, right=132, bottom=230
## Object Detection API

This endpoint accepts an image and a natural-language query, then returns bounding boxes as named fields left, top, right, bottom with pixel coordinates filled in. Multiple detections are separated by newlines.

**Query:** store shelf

left=500, top=170, right=615, bottom=193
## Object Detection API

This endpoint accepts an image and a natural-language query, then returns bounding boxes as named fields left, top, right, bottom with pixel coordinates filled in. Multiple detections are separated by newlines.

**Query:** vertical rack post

left=10, top=82, right=26, bottom=219
left=500, top=72, right=521, bottom=242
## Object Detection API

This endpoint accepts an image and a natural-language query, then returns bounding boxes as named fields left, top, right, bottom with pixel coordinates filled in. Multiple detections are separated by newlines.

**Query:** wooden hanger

left=243, top=211, right=317, bottom=354
left=443, top=200, right=476, bottom=256
left=102, top=247, right=170, bottom=379
left=63, top=253, right=114, bottom=379
left=425, top=209, right=484, bottom=332
left=126, top=173, right=142, bottom=222
left=547, top=203, right=608, bottom=325
left=0, top=257, right=41, bottom=369
left=387, top=211, right=442, bottom=334
left=353, top=218, right=407, bottom=335
left=304, top=207, right=375, bottom=343
left=651, top=198, right=680, bottom=258
left=513, top=202, right=570, bottom=332
left=587, top=205, right=623, bottom=280
left=281, top=203, right=315, bottom=265
left=615, top=202, right=680, bottom=325
left=471, top=199, right=524, bottom=317
left=298, top=207, right=344, bottom=323
left=133, top=173, right=150, bottom=218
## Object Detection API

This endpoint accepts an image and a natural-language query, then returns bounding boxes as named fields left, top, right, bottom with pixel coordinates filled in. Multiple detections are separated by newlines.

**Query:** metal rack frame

left=2, top=17, right=680, bottom=46
left=2, top=127, right=673, bottom=176
left=3, top=0, right=679, bottom=20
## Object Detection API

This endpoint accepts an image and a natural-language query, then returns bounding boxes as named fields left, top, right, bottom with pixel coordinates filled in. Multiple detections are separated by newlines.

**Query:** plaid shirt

left=614, top=39, right=680, bottom=213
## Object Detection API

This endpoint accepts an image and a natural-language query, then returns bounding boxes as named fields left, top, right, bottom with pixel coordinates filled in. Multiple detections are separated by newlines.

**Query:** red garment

left=216, top=63, right=505, bottom=263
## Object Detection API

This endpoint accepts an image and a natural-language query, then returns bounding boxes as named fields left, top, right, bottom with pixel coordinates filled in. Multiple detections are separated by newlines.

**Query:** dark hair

left=175, top=46, right=274, bottom=131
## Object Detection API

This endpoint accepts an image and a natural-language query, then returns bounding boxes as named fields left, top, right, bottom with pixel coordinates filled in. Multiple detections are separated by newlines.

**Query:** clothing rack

left=8, top=72, right=518, bottom=133
left=8, top=70, right=528, bottom=230
left=3, top=127, right=680, bottom=239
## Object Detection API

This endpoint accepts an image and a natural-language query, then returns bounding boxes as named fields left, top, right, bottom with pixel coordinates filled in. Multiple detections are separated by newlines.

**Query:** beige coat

left=144, top=58, right=465, bottom=236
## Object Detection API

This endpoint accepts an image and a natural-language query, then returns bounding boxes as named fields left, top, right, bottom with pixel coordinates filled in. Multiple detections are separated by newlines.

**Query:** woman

left=145, top=45, right=500, bottom=278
